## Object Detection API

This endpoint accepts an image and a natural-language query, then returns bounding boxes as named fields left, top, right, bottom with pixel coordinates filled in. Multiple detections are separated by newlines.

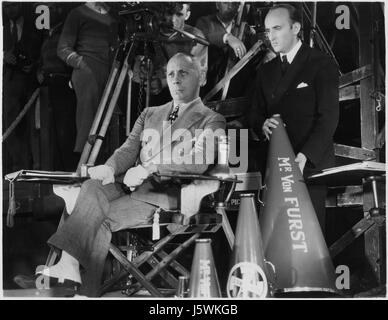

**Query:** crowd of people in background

left=2, top=2, right=264, bottom=174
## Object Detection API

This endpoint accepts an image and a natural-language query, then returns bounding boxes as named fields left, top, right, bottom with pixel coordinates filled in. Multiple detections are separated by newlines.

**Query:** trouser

left=46, top=76, right=78, bottom=171
left=47, top=179, right=158, bottom=297
left=71, top=58, right=110, bottom=153
left=307, top=184, right=328, bottom=235
left=2, top=68, right=35, bottom=172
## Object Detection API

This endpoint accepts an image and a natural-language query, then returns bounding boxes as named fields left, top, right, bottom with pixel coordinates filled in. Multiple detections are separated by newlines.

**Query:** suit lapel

left=140, top=102, right=171, bottom=164
left=272, top=44, right=310, bottom=105
left=213, top=15, right=227, bottom=32
left=268, top=58, right=282, bottom=94
left=170, top=100, right=205, bottom=133
left=142, top=99, right=205, bottom=165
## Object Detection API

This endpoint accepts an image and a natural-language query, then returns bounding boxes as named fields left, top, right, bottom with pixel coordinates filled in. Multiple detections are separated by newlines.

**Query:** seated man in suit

left=37, top=52, right=226, bottom=297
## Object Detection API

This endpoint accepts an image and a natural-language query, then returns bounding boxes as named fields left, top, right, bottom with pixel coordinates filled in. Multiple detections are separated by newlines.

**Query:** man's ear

left=185, top=10, right=191, bottom=21
left=292, top=22, right=301, bottom=36
left=199, top=69, right=207, bottom=87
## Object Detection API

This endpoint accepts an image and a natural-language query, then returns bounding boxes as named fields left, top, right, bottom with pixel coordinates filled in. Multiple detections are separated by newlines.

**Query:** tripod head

left=119, top=3, right=174, bottom=42
left=119, top=2, right=209, bottom=46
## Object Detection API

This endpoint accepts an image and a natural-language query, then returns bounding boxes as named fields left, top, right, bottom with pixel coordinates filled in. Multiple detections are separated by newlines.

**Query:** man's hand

left=123, top=165, right=152, bottom=191
left=78, top=57, right=89, bottom=70
left=225, top=33, right=246, bottom=59
left=4, top=51, right=17, bottom=65
left=262, top=116, right=280, bottom=140
left=36, top=70, right=45, bottom=84
left=22, top=64, right=33, bottom=73
left=88, top=165, right=115, bottom=185
left=295, top=152, right=307, bottom=174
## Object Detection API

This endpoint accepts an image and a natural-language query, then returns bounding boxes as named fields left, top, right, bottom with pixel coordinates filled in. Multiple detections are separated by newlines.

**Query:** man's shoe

left=15, top=273, right=80, bottom=290
left=13, top=274, right=36, bottom=289
left=35, top=273, right=80, bottom=290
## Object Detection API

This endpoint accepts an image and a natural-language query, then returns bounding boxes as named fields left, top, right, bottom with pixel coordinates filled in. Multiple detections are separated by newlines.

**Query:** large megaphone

left=259, top=115, right=338, bottom=296
left=188, top=239, right=221, bottom=297
left=227, top=193, right=271, bottom=298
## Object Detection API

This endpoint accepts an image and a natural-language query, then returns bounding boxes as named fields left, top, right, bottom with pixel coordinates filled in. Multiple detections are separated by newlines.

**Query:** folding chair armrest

left=153, top=173, right=242, bottom=183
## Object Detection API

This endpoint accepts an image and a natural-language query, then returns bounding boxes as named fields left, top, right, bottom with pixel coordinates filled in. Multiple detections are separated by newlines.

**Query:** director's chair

left=100, top=173, right=240, bottom=297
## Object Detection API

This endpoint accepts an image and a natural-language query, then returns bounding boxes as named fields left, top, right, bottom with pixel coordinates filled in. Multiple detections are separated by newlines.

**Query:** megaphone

left=227, top=193, right=271, bottom=298
left=188, top=239, right=221, bottom=297
left=259, top=115, right=338, bottom=296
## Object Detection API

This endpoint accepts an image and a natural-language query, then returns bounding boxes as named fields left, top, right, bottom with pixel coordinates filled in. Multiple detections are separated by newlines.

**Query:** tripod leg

left=88, top=41, right=139, bottom=165
left=76, top=45, right=124, bottom=171
left=221, top=59, right=234, bottom=100
left=126, top=70, right=133, bottom=136
left=203, top=40, right=264, bottom=103
left=145, top=58, right=152, bottom=109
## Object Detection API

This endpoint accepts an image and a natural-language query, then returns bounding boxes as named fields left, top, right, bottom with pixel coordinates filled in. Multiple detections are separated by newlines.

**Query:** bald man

left=36, top=53, right=226, bottom=297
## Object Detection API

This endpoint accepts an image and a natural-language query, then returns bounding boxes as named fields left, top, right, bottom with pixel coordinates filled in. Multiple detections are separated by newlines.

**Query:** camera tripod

left=76, top=34, right=166, bottom=171
left=76, top=30, right=210, bottom=172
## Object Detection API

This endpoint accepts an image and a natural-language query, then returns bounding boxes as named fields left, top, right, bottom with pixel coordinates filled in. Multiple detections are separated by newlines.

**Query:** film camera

left=118, top=2, right=182, bottom=39
left=116, top=2, right=200, bottom=96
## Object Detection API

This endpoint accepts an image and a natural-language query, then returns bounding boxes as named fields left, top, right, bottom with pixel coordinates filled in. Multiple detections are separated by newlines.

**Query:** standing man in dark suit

left=248, top=4, right=339, bottom=232
left=35, top=53, right=226, bottom=297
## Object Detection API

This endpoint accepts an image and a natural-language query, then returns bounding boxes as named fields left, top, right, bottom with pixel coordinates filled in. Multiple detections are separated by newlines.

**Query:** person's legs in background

left=2, top=70, right=33, bottom=172
left=49, top=75, right=78, bottom=171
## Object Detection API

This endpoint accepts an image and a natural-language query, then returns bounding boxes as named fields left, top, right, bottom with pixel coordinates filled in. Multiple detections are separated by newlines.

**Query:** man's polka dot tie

left=168, top=104, right=180, bottom=123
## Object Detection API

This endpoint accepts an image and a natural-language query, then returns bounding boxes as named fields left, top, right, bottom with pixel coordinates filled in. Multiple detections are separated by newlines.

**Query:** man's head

left=172, top=3, right=191, bottom=30
left=162, top=3, right=190, bottom=32
left=216, top=2, right=240, bottom=23
left=264, top=4, right=301, bottom=54
left=166, top=53, right=205, bottom=104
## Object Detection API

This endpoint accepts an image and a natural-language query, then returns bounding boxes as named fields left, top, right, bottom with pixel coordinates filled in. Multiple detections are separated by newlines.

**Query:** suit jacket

left=105, top=98, right=226, bottom=209
left=3, top=16, right=42, bottom=72
left=248, top=43, right=339, bottom=176
left=196, top=15, right=234, bottom=95
left=196, top=14, right=256, bottom=98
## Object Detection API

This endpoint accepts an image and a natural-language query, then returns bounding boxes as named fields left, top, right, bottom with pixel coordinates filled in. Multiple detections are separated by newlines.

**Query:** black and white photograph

left=1, top=0, right=386, bottom=305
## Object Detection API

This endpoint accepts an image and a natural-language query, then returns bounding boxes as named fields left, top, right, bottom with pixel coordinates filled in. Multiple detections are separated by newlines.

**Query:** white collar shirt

left=280, top=39, right=302, bottom=64
left=171, top=96, right=201, bottom=119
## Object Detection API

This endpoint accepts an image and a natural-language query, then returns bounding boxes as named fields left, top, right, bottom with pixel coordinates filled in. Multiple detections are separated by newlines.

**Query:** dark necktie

left=281, top=55, right=289, bottom=75
left=168, top=104, right=180, bottom=123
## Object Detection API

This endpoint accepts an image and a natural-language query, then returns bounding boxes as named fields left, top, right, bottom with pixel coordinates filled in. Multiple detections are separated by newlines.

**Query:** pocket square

left=296, top=82, right=308, bottom=89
